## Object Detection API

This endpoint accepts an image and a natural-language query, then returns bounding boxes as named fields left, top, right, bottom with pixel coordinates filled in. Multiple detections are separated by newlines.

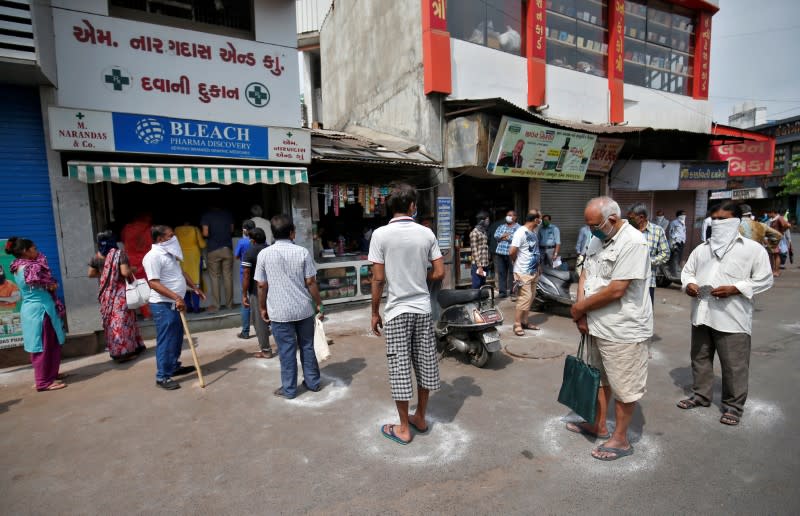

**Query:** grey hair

left=588, top=196, right=621, bottom=218
left=628, top=202, right=649, bottom=218
left=250, top=204, right=263, bottom=217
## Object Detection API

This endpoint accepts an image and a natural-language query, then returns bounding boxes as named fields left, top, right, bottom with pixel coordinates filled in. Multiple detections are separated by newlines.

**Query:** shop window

left=545, top=0, right=608, bottom=78
left=110, top=0, right=252, bottom=32
left=448, top=0, right=525, bottom=56
left=317, top=266, right=358, bottom=301
left=623, top=0, right=695, bottom=95
left=774, top=145, right=787, bottom=174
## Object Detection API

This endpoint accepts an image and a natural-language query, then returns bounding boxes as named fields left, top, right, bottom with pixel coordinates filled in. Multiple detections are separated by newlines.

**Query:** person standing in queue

left=493, top=210, right=520, bottom=299
left=567, top=197, right=652, bottom=461
left=143, top=225, right=206, bottom=391
left=201, top=206, right=234, bottom=311
left=538, top=215, right=561, bottom=267
left=510, top=210, right=542, bottom=336
left=469, top=211, right=490, bottom=289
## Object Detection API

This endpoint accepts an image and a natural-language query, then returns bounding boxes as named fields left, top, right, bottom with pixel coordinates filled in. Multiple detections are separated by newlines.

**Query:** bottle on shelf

left=555, top=137, right=571, bottom=171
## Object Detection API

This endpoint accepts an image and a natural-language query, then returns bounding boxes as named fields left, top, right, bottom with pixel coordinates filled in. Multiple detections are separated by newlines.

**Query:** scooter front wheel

left=469, top=345, right=492, bottom=368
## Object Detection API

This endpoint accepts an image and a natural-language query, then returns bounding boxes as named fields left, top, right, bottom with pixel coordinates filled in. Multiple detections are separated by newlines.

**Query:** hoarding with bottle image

left=487, top=117, right=597, bottom=181
left=0, top=239, right=24, bottom=349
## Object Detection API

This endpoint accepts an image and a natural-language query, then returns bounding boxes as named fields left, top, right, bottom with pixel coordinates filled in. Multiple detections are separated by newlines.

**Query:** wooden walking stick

left=179, top=311, right=205, bottom=388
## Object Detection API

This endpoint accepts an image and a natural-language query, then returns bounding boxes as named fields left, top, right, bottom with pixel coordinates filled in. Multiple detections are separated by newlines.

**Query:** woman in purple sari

left=89, top=231, right=145, bottom=362
left=6, top=237, right=67, bottom=391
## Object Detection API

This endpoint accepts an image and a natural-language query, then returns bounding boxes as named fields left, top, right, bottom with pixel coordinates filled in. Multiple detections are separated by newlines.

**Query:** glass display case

left=546, top=0, right=608, bottom=77
left=623, top=0, right=695, bottom=95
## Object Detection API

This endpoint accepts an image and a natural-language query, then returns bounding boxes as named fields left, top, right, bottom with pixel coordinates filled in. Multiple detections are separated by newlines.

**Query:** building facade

left=319, top=0, right=721, bottom=284
left=2, top=0, right=309, bottom=353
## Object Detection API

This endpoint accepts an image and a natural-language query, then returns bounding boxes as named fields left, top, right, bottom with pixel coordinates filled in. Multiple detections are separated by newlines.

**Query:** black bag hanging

left=557, top=335, right=601, bottom=424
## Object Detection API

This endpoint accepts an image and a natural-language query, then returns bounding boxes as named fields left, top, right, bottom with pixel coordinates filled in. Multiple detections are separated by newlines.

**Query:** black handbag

left=557, top=335, right=601, bottom=424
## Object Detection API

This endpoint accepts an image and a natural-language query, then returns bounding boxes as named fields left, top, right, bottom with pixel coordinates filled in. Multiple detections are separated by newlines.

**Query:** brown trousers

left=690, top=325, right=751, bottom=416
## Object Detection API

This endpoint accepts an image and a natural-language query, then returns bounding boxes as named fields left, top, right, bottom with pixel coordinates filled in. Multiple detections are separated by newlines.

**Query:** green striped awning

left=67, top=162, right=308, bottom=185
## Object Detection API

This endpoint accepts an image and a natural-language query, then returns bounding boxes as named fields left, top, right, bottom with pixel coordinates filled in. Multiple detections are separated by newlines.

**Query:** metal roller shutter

left=610, top=190, right=654, bottom=216
left=0, top=85, right=62, bottom=286
left=541, top=176, right=602, bottom=258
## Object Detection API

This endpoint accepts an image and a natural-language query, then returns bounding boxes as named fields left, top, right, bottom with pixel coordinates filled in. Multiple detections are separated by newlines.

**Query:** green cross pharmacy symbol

left=245, top=82, right=270, bottom=108
left=104, top=68, right=130, bottom=91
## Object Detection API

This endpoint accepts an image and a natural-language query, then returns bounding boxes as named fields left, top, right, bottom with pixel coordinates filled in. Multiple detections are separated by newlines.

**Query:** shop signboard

left=709, top=140, right=774, bottom=177
left=588, top=138, right=625, bottom=172
left=48, top=107, right=310, bottom=163
left=0, top=239, right=24, bottom=350
left=487, top=117, right=597, bottom=181
left=678, top=161, right=728, bottom=190
left=436, top=197, right=453, bottom=249
left=53, top=8, right=300, bottom=128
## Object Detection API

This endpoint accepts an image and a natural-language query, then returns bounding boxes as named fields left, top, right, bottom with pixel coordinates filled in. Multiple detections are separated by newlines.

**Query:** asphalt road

left=1, top=266, right=799, bottom=515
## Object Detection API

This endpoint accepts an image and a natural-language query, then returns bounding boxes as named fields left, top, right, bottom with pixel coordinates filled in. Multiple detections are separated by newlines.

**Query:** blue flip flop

left=592, top=445, right=634, bottom=461
left=409, top=420, right=429, bottom=434
left=381, top=424, right=411, bottom=445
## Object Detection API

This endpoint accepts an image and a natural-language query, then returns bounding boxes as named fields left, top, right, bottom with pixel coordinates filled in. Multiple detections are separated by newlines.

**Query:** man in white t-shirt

left=567, top=196, right=653, bottom=461
left=509, top=210, right=542, bottom=335
left=143, top=225, right=206, bottom=391
left=368, top=184, right=444, bottom=446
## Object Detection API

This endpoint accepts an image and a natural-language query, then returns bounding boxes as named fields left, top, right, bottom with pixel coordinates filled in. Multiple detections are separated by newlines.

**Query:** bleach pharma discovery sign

left=487, top=117, right=597, bottom=181
left=49, top=107, right=310, bottom=163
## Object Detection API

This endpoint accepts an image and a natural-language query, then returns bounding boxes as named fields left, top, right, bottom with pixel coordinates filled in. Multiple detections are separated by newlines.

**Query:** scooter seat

left=540, top=265, right=572, bottom=281
left=437, top=288, right=489, bottom=309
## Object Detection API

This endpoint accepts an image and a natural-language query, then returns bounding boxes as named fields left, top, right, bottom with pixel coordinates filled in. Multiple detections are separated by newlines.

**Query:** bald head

left=585, top=196, right=623, bottom=240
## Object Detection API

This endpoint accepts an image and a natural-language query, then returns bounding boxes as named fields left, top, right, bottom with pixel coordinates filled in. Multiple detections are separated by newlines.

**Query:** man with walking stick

left=143, top=225, right=206, bottom=391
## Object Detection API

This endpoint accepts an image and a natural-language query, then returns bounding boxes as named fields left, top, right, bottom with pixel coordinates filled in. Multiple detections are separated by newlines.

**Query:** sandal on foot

left=522, top=324, right=540, bottom=331
left=565, top=421, right=610, bottom=440
left=677, top=397, right=710, bottom=410
left=37, top=382, right=67, bottom=392
left=513, top=324, right=525, bottom=336
left=592, top=445, right=634, bottom=461
left=381, top=424, right=411, bottom=445
left=409, top=419, right=429, bottom=434
left=720, top=412, right=740, bottom=426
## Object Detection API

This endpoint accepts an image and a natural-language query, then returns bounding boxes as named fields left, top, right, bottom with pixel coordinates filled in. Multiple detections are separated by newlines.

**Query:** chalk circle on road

left=505, top=340, right=565, bottom=360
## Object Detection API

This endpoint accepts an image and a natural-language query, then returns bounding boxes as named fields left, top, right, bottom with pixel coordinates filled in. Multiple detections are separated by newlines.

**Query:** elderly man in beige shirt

left=568, top=196, right=653, bottom=461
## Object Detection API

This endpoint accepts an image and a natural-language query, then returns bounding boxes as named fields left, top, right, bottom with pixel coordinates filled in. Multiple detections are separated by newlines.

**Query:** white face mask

left=158, top=235, right=184, bottom=261
left=505, top=216, right=514, bottom=224
left=708, top=218, right=740, bottom=258
left=678, top=215, right=686, bottom=223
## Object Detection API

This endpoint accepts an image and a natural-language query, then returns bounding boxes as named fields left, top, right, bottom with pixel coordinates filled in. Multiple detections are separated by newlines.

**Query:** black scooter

left=434, top=285, right=503, bottom=368
left=532, top=265, right=577, bottom=317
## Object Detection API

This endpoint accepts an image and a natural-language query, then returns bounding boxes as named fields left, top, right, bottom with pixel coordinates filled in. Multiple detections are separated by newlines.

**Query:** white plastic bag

left=125, top=279, right=151, bottom=309
left=314, top=317, right=331, bottom=362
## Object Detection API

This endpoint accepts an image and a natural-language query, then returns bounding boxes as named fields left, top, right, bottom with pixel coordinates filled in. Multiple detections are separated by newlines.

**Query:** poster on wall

left=436, top=197, right=453, bottom=249
left=588, top=138, right=625, bottom=172
left=0, top=239, right=24, bottom=350
left=53, top=8, right=300, bottom=127
left=487, top=117, right=597, bottom=181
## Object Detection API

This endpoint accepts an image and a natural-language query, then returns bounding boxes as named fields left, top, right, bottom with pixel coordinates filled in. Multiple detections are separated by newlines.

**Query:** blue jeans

left=241, top=304, right=251, bottom=335
left=271, top=316, right=320, bottom=398
left=150, top=302, right=184, bottom=381
left=471, top=264, right=486, bottom=289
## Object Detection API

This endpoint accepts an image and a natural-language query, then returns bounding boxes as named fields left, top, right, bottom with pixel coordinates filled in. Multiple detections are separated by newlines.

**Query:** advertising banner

left=49, top=107, right=310, bottom=164
left=487, top=117, right=597, bottom=181
left=53, top=8, right=300, bottom=127
left=588, top=137, right=625, bottom=172
left=0, top=240, right=24, bottom=350
left=709, top=140, right=774, bottom=177
left=678, top=161, right=728, bottom=190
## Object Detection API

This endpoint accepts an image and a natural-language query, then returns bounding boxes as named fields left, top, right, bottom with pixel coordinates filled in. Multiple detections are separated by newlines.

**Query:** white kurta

left=681, top=235, right=773, bottom=335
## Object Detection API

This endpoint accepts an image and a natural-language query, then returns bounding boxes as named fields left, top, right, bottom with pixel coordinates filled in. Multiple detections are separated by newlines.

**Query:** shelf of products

left=317, top=266, right=358, bottom=301
left=623, top=0, right=695, bottom=95
left=546, top=0, right=609, bottom=77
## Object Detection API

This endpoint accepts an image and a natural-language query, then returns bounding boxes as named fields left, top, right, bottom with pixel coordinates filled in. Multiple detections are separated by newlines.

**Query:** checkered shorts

left=384, top=312, right=441, bottom=401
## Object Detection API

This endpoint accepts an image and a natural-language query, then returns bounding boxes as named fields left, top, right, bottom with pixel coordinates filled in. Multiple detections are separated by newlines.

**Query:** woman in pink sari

left=89, top=231, right=145, bottom=362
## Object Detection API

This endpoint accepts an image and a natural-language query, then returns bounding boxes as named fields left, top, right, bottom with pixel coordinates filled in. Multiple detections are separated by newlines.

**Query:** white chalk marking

left=356, top=407, right=472, bottom=466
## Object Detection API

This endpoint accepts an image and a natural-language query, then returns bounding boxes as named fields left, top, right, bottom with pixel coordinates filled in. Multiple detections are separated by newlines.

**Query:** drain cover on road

left=505, top=339, right=566, bottom=360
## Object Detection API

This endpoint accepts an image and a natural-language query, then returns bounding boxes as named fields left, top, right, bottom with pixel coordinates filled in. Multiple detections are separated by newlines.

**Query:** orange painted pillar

left=421, top=0, right=451, bottom=95
left=608, top=0, right=625, bottom=123
left=526, top=0, right=546, bottom=107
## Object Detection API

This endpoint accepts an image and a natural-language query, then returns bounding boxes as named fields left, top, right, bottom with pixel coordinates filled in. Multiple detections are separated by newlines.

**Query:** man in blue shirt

left=493, top=210, right=520, bottom=298
left=234, top=220, right=255, bottom=339
left=539, top=214, right=561, bottom=267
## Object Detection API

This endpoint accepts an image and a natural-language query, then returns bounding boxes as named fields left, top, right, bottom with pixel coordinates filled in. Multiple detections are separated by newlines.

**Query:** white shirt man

left=678, top=204, right=773, bottom=425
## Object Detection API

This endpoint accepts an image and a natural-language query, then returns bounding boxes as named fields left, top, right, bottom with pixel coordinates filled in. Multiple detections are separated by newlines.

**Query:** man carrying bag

left=566, top=197, right=653, bottom=461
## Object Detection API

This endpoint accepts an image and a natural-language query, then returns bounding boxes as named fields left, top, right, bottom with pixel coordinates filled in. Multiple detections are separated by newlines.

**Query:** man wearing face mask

left=567, top=197, right=652, bottom=461
left=626, top=203, right=670, bottom=306
left=667, top=210, right=687, bottom=276
left=652, top=209, right=669, bottom=232
left=493, top=210, right=520, bottom=298
left=143, top=225, right=207, bottom=391
left=469, top=212, right=491, bottom=289
left=678, top=202, right=773, bottom=426
left=510, top=210, right=543, bottom=336
left=538, top=215, right=561, bottom=267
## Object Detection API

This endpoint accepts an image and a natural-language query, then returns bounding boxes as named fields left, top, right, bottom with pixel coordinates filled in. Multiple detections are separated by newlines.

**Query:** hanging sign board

left=487, top=117, right=597, bottom=181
